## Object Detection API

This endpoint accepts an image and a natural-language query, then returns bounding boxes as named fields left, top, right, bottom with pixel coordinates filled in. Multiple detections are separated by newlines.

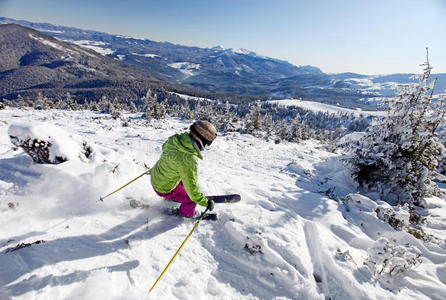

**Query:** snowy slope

left=266, top=99, right=386, bottom=117
left=0, top=108, right=445, bottom=300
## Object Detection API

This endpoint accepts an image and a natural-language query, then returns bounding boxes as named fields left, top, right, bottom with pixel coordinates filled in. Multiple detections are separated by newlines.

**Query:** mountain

left=0, top=23, right=203, bottom=102
left=1, top=17, right=445, bottom=108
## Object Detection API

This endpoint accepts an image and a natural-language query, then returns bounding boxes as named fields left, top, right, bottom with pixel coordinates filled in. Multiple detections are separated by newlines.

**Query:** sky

left=1, top=0, right=446, bottom=75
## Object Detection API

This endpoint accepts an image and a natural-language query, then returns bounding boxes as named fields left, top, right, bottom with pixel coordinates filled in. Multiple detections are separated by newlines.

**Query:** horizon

left=1, top=0, right=446, bottom=75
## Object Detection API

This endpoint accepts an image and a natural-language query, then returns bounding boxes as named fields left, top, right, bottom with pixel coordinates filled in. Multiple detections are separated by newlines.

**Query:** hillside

left=0, top=24, right=202, bottom=102
left=1, top=107, right=445, bottom=299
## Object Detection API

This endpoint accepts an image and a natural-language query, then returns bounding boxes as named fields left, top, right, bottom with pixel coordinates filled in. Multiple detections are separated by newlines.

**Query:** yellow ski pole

left=99, top=168, right=152, bottom=201
left=149, top=207, right=210, bottom=293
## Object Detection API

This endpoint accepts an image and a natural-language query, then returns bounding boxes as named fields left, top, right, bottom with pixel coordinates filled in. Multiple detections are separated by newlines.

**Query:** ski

left=206, top=194, right=241, bottom=203
left=164, top=207, right=218, bottom=221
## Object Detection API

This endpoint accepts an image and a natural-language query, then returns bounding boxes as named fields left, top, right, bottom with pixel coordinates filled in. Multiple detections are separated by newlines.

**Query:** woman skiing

left=150, top=120, right=217, bottom=218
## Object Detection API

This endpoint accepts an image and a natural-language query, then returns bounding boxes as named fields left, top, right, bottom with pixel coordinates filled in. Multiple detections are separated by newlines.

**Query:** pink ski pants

left=154, top=181, right=197, bottom=218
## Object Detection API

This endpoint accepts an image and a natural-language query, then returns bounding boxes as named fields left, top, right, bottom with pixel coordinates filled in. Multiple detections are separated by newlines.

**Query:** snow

left=0, top=107, right=445, bottom=299
left=266, top=99, right=386, bottom=117
left=168, top=62, right=201, bottom=76
left=40, top=29, right=65, bottom=34
left=131, top=53, right=159, bottom=58
left=70, top=40, right=114, bottom=56
left=172, top=93, right=215, bottom=103
left=8, top=122, right=89, bottom=163
left=116, top=35, right=148, bottom=41
left=29, top=34, right=96, bottom=58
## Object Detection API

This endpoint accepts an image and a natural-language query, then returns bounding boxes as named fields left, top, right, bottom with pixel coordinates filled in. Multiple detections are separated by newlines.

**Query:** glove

left=207, top=198, right=215, bottom=211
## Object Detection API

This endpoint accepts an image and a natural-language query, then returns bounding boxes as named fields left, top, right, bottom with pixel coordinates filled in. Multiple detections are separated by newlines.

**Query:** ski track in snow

left=0, top=108, right=445, bottom=299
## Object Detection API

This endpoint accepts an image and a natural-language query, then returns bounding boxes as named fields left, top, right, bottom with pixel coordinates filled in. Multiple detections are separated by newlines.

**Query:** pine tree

left=287, top=114, right=302, bottom=142
left=67, top=92, right=77, bottom=110
left=54, top=97, right=67, bottom=109
left=221, top=100, right=235, bottom=133
left=245, top=100, right=262, bottom=135
left=170, top=104, right=180, bottom=117
left=34, top=92, right=45, bottom=110
left=82, top=99, right=91, bottom=111
left=111, top=97, right=122, bottom=119
left=99, top=95, right=110, bottom=113
left=351, top=53, right=446, bottom=207
left=18, top=94, right=26, bottom=108
left=300, top=119, right=310, bottom=140
left=90, top=101, right=100, bottom=112
left=129, top=101, right=138, bottom=113
left=278, top=120, right=288, bottom=142
left=263, top=113, right=273, bottom=141
left=183, top=100, right=195, bottom=120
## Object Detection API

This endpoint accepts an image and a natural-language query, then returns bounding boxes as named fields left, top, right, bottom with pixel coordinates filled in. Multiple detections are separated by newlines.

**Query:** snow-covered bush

left=365, top=237, right=422, bottom=285
left=375, top=203, right=410, bottom=231
left=350, top=55, right=446, bottom=207
left=9, top=122, right=93, bottom=164
left=244, top=231, right=265, bottom=255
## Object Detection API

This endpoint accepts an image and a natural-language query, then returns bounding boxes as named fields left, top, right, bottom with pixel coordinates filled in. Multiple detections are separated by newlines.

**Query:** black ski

left=206, top=194, right=241, bottom=203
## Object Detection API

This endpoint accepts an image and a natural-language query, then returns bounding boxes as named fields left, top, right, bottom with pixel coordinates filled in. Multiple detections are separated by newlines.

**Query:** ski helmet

left=190, top=120, right=217, bottom=149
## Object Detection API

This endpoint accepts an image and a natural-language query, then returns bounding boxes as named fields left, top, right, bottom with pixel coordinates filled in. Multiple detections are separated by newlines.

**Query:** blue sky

left=1, top=0, right=445, bottom=74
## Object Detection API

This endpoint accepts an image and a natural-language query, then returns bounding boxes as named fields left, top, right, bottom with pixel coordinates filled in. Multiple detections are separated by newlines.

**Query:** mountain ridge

left=0, top=23, right=208, bottom=102
left=1, top=17, right=445, bottom=108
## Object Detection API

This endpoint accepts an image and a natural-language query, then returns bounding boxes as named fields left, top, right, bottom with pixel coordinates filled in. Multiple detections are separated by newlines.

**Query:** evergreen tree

left=221, top=100, right=235, bottom=133
left=18, top=94, right=26, bottom=108
left=99, top=95, right=111, bottom=113
left=111, top=97, right=122, bottom=119
left=90, top=101, right=100, bottom=112
left=263, top=113, right=274, bottom=141
left=278, top=120, right=288, bottom=142
left=129, top=101, right=138, bottom=113
left=82, top=99, right=91, bottom=111
left=67, top=92, right=77, bottom=110
left=34, top=92, right=45, bottom=110
left=351, top=54, right=446, bottom=207
left=43, top=95, right=54, bottom=110
left=183, top=100, right=195, bottom=120
left=245, top=100, right=262, bottom=135
left=157, top=99, right=167, bottom=119
left=300, top=119, right=310, bottom=140
left=287, top=114, right=302, bottom=142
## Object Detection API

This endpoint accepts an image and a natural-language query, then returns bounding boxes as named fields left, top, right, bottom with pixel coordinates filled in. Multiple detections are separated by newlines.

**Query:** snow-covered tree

left=263, top=113, right=274, bottom=141
left=351, top=53, right=446, bottom=207
left=17, top=94, right=26, bottom=108
left=82, top=99, right=91, bottom=111
left=99, top=95, right=111, bottom=113
left=34, top=92, right=45, bottom=110
left=66, top=92, right=77, bottom=110
left=111, top=97, right=122, bottom=119
left=90, top=101, right=100, bottom=112
left=129, top=101, right=138, bottom=113
left=182, top=100, right=195, bottom=120
left=220, top=100, right=236, bottom=133
left=287, top=114, right=302, bottom=142
left=54, top=97, right=67, bottom=110
left=245, top=100, right=262, bottom=135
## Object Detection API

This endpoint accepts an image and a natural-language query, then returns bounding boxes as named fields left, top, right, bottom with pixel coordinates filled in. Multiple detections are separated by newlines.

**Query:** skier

left=150, top=120, right=217, bottom=218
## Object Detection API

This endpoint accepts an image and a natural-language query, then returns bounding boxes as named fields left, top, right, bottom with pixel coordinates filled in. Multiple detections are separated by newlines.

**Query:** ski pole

left=149, top=207, right=210, bottom=293
left=99, top=168, right=152, bottom=201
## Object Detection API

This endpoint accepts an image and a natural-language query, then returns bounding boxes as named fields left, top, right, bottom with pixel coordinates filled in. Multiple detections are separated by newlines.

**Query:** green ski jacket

left=150, top=132, right=208, bottom=207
